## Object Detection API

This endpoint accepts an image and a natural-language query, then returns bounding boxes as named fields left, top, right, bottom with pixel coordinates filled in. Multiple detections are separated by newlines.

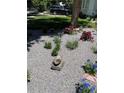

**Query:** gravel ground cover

left=27, top=28, right=97, bottom=93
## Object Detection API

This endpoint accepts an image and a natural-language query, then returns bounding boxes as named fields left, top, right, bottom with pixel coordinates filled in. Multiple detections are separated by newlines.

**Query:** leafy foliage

left=82, top=60, right=97, bottom=76
left=32, top=0, right=73, bottom=11
left=52, top=37, right=61, bottom=56
left=77, top=78, right=97, bottom=93
left=44, top=41, right=52, bottom=49
left=53, top=36, right=61, bottom=44
left=80, top=31, right=93, bottom=41
left=51, top=43, right=60, bottom=56
left=66, top=40, right=78, bottom=50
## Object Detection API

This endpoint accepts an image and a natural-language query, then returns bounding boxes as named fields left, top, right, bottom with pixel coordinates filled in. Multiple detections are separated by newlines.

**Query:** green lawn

left=27, top=15, right=96, bottom=30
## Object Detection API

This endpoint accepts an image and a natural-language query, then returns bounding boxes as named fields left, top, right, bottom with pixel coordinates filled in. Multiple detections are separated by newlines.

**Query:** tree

left=71, top=0, right=82, bottom=26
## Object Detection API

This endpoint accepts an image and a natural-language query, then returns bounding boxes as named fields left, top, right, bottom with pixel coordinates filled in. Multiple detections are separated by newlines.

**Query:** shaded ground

left=27, top=15, right=96, bottom=30
left=27, top=28, right=97, bottom=93
left=27, top=15, right=96, bottom=51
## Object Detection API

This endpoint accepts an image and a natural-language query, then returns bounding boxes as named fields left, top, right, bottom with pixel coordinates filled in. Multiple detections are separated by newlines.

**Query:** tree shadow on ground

left=27, top=17, right=70, bottom=30
left=27, top=29, right=65, bottom=52
left=27, top=16, right=95, bottom=51
left=27, top=16, right=72, bottom=51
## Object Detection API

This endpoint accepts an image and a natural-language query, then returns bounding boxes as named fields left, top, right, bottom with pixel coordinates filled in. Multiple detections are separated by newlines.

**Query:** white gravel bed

left=27, top=28, right=97, bottom=93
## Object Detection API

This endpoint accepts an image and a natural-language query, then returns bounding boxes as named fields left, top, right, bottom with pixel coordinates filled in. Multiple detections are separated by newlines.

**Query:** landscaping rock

left=51, top=55, right=64, bottom=71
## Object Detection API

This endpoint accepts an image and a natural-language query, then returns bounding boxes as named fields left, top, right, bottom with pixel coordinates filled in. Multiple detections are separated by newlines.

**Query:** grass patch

left=66, top=40, right=78, bottom=50
left=27, top=15, right=96, bottom=30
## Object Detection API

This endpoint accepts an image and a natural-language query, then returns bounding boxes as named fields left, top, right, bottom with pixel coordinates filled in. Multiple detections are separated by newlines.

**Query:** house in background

left=81, top=0, right=97, bottom=17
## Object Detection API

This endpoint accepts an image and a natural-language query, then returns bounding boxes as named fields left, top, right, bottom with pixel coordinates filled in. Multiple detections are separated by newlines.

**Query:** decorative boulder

left=51, top=55, right=64, bottom=71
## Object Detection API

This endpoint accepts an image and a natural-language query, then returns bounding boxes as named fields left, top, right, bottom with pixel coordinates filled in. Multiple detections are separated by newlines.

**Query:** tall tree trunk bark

left=71, top=0, right=82, bottom=26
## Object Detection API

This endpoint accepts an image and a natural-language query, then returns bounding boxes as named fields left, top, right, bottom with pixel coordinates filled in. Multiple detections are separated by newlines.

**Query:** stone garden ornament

left=51, top=55, right=64, bottom=71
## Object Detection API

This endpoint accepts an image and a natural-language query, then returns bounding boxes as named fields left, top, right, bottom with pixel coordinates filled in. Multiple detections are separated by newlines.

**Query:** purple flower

left=93, top=63, right=97, bottom=70
left=83, top=82, right=91, bottom=88
left=80, top=78, right=86, bottom=83
left=90, top=85, right=96, bottom=93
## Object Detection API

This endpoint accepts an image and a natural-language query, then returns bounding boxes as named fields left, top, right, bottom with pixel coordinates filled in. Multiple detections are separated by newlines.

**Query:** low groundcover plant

left=82, top=60, right=97, bottom=76
left=77, top=78, right=97, bottom=93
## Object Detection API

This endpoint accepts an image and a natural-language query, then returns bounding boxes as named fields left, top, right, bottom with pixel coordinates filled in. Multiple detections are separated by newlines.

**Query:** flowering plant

left=76, top=78, right=97, bottom=93
left=64, top=25, right=77, bottom=34
left=80, top=31, right=93, bottom=41
left=82, top=60, right=97, bottom=76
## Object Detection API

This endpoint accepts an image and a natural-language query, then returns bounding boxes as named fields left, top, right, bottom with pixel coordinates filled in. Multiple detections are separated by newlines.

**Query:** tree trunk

left=71, top=0, right=82, bottom=26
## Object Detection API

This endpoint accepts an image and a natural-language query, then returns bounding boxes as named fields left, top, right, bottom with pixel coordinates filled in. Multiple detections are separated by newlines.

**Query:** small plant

left=76, top=78, right=97, bottom=93
left=80, top=31, right=93, bottom=41
left=51, top=44, right=60, bottom=56
left=51, top=47, right=58, bottom=56
left=52, top=37, right=61, bottom=56
left=44, top=41, right=52, bottom=49
left=27, top=70, right=31, bottom=82
left=53, top=37, right=61, bottom=44
left=82, top=60, right=97, bottom=76
left=66, top=40, right=78, bottom=50
left=91, top=47, right=97, bottom=54
left=64, top=25, right=77, bottom=34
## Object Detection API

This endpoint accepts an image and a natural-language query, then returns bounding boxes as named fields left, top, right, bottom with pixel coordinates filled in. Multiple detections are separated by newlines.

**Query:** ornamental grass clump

left=52, top=37, right=61, bottom=56
left=82, top=60, right=97, bottom=76
left=44, top=41, right=52, bottom=49
left=53, top=36, right=61, bottom=44
left=51, top=44, right=60, bottom=56
left=76, top=79, right=97, bottom=93
left=66, top=40, right=78, bottom=50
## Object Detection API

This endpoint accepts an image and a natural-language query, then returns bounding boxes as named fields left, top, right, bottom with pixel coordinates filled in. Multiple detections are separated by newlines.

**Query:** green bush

left=44, top=41, right=52, bottom=49
left=66, top=40, right=78, bottom=50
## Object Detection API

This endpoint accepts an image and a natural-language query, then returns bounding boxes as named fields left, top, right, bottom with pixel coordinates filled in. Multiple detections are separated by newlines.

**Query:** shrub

left=66, top=40, right=78, bottom=50
left=81, top=60, right=97, bottom=76
left=76, top=78, right=97, bottom=93
left=44, top=41, right=52, bottom=49
left=80, top=31, right=93, bottom=41
left=91, top=47, right=97, bottom=54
